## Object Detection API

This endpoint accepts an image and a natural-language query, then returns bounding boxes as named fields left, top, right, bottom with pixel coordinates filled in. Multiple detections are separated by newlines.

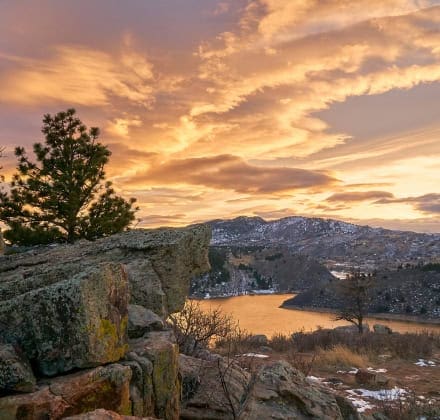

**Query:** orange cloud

left=327, top=191, right=395, bottom=202
left=0, top=45, right=155, bottom=107
left=125, top=154, right=338, bottom=194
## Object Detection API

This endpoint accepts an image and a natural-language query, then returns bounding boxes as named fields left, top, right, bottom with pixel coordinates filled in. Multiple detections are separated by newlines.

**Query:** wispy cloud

left=1, top=1, right=439, bottom=230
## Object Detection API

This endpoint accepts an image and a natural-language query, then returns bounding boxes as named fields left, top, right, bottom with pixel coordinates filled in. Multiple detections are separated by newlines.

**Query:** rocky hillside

left=208, top=216, right=440, bottom=269
left=283, top=265, right=440, bottom=318
left=0, top=225, right=362, bottom=419
left=191, top=245, right=335, bottom=298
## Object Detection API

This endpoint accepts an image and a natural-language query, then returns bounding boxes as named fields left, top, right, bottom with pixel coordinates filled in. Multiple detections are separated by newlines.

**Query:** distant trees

left=334, top=270, right=376, bottom=334
left=0, top=109, right=138, bottom=245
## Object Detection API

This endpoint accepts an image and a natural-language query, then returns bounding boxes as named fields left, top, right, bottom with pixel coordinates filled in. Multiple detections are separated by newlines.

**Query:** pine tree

left=0, top=109, right=138, bottom=245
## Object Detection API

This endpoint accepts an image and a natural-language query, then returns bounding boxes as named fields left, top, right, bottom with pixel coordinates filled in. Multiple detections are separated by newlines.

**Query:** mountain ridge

left=206, top=215, right=440, bottom=270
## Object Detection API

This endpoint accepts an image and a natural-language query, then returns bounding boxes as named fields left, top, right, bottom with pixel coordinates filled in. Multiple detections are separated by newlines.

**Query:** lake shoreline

left=281, top=304, right=440, bottom=326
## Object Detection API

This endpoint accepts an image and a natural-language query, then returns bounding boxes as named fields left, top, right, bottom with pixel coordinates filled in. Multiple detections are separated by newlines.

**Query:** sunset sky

left=1, top=1, right=439, bottom=232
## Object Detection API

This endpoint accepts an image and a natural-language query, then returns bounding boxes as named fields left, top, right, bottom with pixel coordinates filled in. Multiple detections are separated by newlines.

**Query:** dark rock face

left=179, top=354, right=251, bottom=420
left=0, top=344, right=36, bottom=394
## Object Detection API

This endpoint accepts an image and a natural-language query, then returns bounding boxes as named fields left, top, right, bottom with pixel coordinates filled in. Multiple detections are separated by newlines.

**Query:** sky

left=0, top=0, right=439, bottom=232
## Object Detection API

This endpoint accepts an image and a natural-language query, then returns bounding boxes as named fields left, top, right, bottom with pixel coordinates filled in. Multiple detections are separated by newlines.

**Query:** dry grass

left=290, top=329, right=440, bottom=360
left=315, top=345, right=368, bottom=370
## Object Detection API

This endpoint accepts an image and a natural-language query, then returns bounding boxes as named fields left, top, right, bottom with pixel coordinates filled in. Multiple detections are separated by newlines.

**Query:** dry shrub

left=215, top=326, right=255, bottom=355
left=315, top=345, right=368, bottom=370
left=168, top=299, right=238, bottom=355
left=269, top=332, right=293, bottom=352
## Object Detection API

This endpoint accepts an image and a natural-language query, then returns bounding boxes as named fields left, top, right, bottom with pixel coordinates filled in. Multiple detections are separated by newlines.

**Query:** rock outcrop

left=1, top=263, right=129, bottom=376
left=180, top=354, right=360, bottom=420
left=0, top=225, right=210, bottom=419
left=0, top=363, right=132, bottom=419
left=0, top=225, right=210, bottom=318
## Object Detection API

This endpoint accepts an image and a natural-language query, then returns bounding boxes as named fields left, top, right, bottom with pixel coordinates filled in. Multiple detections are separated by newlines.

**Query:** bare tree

left=334, top=270, right=375, bottom=334
left=168, top=299, right=237, bottom=355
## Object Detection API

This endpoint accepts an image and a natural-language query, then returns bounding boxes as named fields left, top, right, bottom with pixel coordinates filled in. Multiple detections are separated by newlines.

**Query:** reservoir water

left=197, top=294, right=440, bottom=336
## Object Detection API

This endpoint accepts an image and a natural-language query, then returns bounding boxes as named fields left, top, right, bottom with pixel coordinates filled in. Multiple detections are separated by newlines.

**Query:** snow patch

left=367, top=367, right=387, bottom=373
left=415, top=359, right=436, bottom=367
left=347, top=387, right=407, bottom=401
left=240, top=353, right=269, bottom=358
left=306, top=375, right=325, bottom=382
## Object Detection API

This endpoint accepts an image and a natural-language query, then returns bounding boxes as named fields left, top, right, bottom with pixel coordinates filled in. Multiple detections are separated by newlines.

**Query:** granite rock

left=0, top=344, right=36, bottom=393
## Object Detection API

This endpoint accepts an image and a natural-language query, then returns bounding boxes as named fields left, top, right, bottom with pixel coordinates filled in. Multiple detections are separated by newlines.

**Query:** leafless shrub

left=168, top=299, right=237, bottom=356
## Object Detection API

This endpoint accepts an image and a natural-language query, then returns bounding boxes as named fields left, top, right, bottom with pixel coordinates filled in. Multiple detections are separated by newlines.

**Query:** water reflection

left=196, top=294, right=440, bottom=337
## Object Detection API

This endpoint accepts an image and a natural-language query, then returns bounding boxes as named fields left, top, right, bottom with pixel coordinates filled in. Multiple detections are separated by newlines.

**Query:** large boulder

left=0, top=363, right=132, bottom=419
left=129, top=331, right=180, bottom=420
left=0, top=344, right=36, bottom=393
left=180, top=355, right=358, bottom=420
left=0, top=263, right=129, bottom=376
left=242, top=361, right=358, bottom=419
left=128, top=305, right=164, bottom=339
left=355, top=369, right=391, bottom=388
left=179, top=354, right=251, bottom=420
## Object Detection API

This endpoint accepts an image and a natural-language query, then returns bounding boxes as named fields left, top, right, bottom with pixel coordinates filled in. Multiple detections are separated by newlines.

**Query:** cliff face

left=0, top=225, right=210, bottom=420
